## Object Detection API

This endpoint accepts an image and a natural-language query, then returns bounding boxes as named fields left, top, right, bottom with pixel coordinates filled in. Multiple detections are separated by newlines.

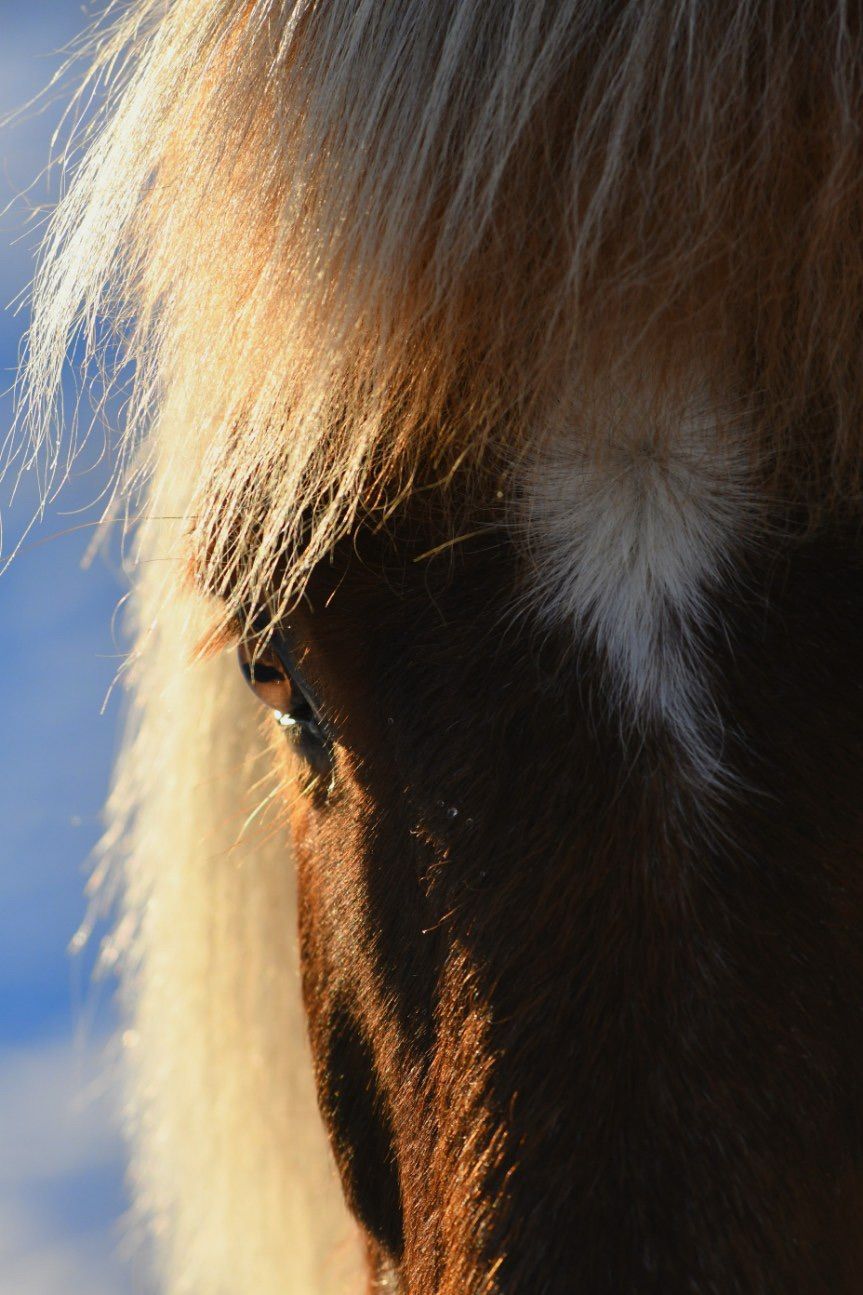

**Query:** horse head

left=23, top=2, right=863, bottom=1291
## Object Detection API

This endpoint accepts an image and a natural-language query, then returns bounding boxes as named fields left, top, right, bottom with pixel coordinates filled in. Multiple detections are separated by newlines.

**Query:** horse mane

left=19, top=2, right=863, bottom=1291
left=27, top=0, right=863, bottom=624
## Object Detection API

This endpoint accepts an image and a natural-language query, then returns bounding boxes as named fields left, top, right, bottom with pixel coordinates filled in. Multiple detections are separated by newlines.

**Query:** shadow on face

left=240, top=498, right=863, bottom=1295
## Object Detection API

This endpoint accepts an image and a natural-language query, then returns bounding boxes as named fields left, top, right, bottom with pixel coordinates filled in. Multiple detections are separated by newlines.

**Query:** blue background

left=0, top=3, right=132, bottom=1290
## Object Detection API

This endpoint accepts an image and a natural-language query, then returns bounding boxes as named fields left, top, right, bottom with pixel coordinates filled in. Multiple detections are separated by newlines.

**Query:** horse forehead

left=514, top=390, right=753, bottom=777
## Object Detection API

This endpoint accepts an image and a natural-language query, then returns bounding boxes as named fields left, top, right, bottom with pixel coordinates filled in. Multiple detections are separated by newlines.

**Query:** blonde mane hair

left=20, top=2, right=863, bottom=1291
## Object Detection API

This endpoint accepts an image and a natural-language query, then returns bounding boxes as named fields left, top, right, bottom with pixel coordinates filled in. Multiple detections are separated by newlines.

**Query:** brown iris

left=237, top=640, right=294, bottom=712
left=237, top=638, right=332, bottom=777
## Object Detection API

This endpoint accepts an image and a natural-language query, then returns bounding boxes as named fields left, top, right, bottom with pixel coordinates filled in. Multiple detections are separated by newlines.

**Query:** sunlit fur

left=88, top=514, right=359, bottom=1295
left=18, top=1, right=863, bottom=1291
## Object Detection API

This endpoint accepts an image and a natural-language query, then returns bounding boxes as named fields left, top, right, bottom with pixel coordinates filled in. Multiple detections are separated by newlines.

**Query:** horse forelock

left=21, top=0, right=863, bottom=620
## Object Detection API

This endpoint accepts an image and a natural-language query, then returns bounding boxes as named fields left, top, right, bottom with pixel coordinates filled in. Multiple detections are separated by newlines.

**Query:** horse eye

left=237, top=640, right=332, bottom=774
left=238, top=641, right=293, bottom=710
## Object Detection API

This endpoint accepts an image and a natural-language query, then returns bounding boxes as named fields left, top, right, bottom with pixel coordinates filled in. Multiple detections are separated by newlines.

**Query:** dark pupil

left=241, top=658, right=285, bottom=687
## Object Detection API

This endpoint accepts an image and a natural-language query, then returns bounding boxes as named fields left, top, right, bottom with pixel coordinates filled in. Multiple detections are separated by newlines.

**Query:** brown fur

left=282, top=501, right=863, bottom=1292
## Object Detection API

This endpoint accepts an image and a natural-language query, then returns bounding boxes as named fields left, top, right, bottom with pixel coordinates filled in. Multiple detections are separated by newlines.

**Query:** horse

left=21, top=1, right=863, bottom=1291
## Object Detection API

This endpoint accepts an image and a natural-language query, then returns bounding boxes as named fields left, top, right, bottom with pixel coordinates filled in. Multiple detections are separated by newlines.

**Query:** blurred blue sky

left=1, top=3, right=131, bottom=1290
